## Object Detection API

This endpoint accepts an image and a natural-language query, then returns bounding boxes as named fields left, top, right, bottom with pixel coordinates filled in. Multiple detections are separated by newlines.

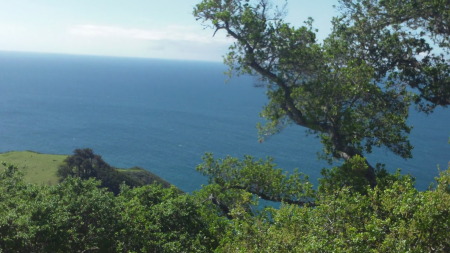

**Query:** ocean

left=0, top=51, right=448, bottom=191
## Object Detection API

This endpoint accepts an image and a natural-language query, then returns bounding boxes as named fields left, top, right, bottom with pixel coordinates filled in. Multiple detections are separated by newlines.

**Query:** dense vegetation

left=1, top=0, right=449, bottom=252
left=0, top=162, right=213, bottom=252
left=194, top=0, right=449, bottom=187
left=1, top=156, right=449, bottom=252
left=57, top=148, right=172, bottom=194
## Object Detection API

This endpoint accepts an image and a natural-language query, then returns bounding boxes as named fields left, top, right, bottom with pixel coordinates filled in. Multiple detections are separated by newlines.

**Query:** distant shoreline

left=0, top=150, right=69, bottom=156
left=0, top=150, right=173, bottom=189
left=0, top=50, right=223, bottom=64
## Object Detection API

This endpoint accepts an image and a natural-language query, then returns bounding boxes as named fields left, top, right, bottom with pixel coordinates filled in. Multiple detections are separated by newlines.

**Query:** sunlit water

left=0, top=51, right=448, bottom=191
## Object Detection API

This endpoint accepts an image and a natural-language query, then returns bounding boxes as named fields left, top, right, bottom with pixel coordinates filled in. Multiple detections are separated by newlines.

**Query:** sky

left=0, top=0, right=338, bottom=62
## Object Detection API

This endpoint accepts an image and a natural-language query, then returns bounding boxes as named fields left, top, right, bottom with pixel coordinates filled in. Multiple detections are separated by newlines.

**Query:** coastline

left=0, top=150, right=173, bottom=188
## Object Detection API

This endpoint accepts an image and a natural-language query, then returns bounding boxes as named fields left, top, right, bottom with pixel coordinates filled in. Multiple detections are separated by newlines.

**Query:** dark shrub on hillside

left=58, top=148, right=170, bottom=194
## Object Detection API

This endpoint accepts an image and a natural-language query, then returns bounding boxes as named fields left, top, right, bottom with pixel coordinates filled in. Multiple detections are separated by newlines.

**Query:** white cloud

left=0, top=23, right=231, bottom=62
left=69, top=24, right=230, bottom=44
left=65, top=24, right=232, bottom=61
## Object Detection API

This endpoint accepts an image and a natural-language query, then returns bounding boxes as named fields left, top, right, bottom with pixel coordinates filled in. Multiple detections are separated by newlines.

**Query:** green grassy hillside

left=0, top=150, right=173, bottom=189
left=0, top=151, right=67, bottom=185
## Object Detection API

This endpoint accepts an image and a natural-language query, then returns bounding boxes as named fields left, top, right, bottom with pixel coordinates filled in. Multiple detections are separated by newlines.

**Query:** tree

left=335, top=0, right=450, bottom=111
left=0, top=163, right=35, bottom=252
left=0, top=163, right=121, bottom=252
left=194, top=0, right=415, bottom=185
left=117, top=184, right=218, bottom=252
left=38, top=178, right=120, bottom=252
left=58, top=148, right=144, bottom=194
left=214, top=167, right=450, bottom=252
left=58, top=148, right=107, bottom=180
left=0, top=163, right=219, bottom=252
left=196, top=153, right=315, bottom=217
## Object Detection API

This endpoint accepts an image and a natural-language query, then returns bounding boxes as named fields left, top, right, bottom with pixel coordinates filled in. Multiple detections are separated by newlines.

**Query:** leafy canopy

left=194, top=0, right=414, bottom=175
left=335, top=0, right=450, bottom=111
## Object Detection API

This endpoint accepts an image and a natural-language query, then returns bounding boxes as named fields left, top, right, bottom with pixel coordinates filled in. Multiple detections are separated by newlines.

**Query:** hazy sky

left=0, top=0, right=338, bottom=62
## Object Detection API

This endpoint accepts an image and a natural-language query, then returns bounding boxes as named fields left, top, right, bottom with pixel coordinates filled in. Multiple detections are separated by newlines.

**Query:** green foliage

left=117, top=166, right=172, bottom=189
left=336, top=0, right=450, bottom=111
left=0, top=163, right=119, bottom=252
left=117, top=184, right=217, bottom=252
left=319, top=155, right=372, bottom=194
left=0, top=165, right=218, bottom=253
left=216, top=166, right=450, bottom=252
left=57, top=148, right=105, bottom=179
left=194, top=0, right=414, bottom=187
left=2, top=156, right=449, bottom=252
left=37, top=178, right=120, bottom=252
left=196, top=153, right=315, bottom=218
left=1, top=1, right=448, bottom=252
left=58, top=148, right=172, bottom=194
left=318, top=155, right=412, bottom=195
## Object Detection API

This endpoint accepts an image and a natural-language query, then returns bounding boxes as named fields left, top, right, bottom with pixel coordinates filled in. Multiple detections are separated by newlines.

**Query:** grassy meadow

left=0, top=151, right=67, bottom=185
left=0, top=150, right=172, bottom=188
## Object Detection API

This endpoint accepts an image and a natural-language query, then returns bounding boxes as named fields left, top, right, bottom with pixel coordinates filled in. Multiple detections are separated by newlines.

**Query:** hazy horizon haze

left=0, top=0, right=338, bottom=62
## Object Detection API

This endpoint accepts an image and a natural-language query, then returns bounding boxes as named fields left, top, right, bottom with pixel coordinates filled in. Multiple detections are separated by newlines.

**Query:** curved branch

left=223, top=25, right=330, bottom=133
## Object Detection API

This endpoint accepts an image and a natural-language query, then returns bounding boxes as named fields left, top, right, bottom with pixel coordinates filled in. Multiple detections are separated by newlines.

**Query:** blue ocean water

left=0, top=51, right=448, bottom=191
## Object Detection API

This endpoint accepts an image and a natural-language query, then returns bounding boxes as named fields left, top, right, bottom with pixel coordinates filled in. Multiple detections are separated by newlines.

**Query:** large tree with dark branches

left=194, top=0, right=445, bottom=186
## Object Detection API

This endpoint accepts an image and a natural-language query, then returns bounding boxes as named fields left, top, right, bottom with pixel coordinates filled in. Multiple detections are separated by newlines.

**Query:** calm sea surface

left=0, top=51, right=448, bottom=191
